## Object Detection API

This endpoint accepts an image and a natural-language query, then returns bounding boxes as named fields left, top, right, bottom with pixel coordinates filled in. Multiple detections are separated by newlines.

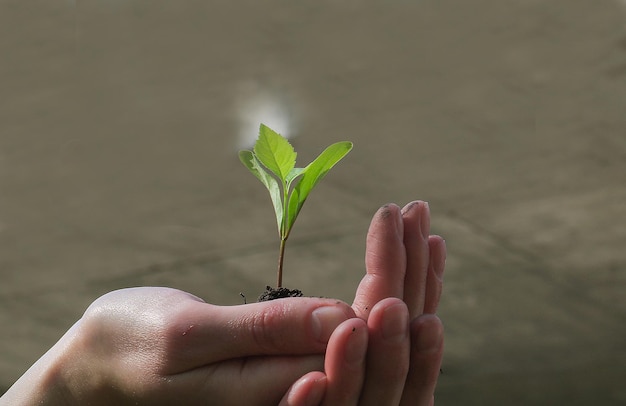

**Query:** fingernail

left=394, top=207, right=404, bottom=239
left=401, top=200, right=419, bottom=215
left=379, top=203, right=392, bottom=218
left=415, top=319, right=443, bottom=353
left=420, top=202, right=430, bottom=239
left=345, top=325, right=368, bottom=367
left=312, top=306, right=348, bottom=343
left=382, top=303, right=409, bottom=342
left=380, top=204, right=403, bottom=239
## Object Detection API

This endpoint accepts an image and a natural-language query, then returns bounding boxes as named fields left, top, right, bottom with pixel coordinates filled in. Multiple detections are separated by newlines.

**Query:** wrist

left=2, top=323, right=80, bottom=405
left=2, top=321, right=112, bottom=406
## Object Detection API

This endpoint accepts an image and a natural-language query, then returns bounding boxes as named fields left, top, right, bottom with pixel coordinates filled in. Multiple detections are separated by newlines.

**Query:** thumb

left=170, top=298, right=356, bottom=368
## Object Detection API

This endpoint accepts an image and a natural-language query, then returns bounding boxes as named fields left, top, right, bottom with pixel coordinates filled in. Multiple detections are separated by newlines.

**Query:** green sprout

left=239, top=124, right=353, bottom=288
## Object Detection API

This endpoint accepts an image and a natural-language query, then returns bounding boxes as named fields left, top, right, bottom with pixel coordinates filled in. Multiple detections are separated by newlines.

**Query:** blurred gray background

left=1, top=1, right=625, bottom=404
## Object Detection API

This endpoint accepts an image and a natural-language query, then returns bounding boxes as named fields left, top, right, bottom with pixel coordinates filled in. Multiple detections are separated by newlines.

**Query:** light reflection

left=234, top=83, right=296, bottom=150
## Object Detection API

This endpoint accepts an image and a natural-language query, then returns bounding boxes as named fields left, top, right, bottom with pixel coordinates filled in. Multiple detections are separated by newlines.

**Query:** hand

left=281, top=201, right=446, bottom=405
left=2, top=201, right=444, bottom=406
left=355, top=201, right=445, bottom=405
left=2, top=287, right=355, bottom=405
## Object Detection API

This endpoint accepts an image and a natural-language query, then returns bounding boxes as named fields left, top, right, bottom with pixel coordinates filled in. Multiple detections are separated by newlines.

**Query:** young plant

left=239, top=124, right=353, bottom=289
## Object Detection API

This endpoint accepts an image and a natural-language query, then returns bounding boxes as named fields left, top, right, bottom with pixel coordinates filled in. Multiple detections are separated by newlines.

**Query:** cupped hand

left=354, top=201, right=445, bottom=319
left=355, top=201, right=446, bottom=406
left=6, top=287, right=354, bottom=406
left=281, top=201, right=446, bottom=406
left=3, top=201, right=445, bottom=406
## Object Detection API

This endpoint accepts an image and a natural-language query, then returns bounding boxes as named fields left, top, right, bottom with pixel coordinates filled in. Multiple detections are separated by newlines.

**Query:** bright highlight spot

left=234, top=84, right=295, bottom=150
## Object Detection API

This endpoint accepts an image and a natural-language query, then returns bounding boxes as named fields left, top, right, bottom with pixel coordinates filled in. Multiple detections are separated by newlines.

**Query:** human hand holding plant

left=239, top=124, right=352, bottom=290
left=1, top=202, right=446, bottom=406
left=2, top=119, right=446, bottom=405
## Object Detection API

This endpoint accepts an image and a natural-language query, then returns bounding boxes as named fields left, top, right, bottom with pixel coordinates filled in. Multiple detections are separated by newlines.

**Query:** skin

left=282, top=200, right=446, bottom=405
left=1, top=200, right=445, bottom=406
left=2, top=290, right=354, bottom=405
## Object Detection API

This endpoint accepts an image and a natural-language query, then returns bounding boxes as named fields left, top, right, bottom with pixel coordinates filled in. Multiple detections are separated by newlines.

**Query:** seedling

left=239, top=124, right=353, bottom=289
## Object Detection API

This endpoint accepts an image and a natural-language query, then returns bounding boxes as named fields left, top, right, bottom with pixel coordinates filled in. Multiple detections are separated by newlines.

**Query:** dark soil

left=258, top=285, right=303, bottom=301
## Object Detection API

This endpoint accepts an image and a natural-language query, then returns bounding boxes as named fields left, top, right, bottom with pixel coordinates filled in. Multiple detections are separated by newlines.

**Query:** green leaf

left=239, top=150, right=283, bottom=234
left=285, top=167, right=305, bottom=185
left=253, top=124, right=297, bottom=182
left=285, top=185, right=301, bottom=239
left=286, top=141, right=353, bottom=232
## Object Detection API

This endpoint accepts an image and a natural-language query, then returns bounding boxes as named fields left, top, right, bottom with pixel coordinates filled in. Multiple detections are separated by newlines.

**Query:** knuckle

left=250, top=303, right=288, bottom=352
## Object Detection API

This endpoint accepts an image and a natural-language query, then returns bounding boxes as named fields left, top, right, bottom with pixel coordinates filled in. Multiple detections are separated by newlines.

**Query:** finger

left=278, top=371, right=327, bottom=406
left=400, top=315, right=444, bottom=406
left=400, top=200, right=431, bottom=318
left=424, top=236, right=446, bottom=314
left=353, top=204, right=406, bottom=319
left=167, top=355, right=326, bottom=405
left=166, top=298, right=355, bottom=371
left=322, top=318, right=368, bottom=406
left=359, top=298, right=410, bottom=406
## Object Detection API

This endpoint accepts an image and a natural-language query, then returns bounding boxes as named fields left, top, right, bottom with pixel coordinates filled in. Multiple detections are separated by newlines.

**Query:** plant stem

left=277, top=237, right=286, bottom=288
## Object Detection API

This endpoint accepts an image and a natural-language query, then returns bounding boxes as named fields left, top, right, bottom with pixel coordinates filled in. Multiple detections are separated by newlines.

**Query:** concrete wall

left=1, top=1, right=625, bottom=403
